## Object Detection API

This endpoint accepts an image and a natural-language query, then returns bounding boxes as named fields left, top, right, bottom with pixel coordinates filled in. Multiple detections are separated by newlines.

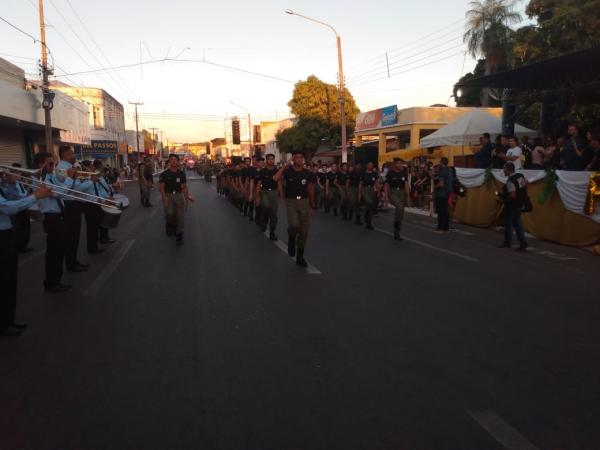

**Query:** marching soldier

left=348, top=162, right=362, bottom=224
left=335, top=162, right=350, bottom=220
left=248, top=156, right=264, bottom=226
left=358, top=161, right=380, bottom=230
left=255, top=153, right=280, bottom=240
left=159, top=154, right=192, bottom=246
left=317, top=164, right=328, bottom=210
left=273, top=150, right=316, bottom=267
left=383, top=158, right=410, bottom=240
left=240, top=157, right=251, bottom=217
left=1, top=169, right=53, bottom=336
left=325, top=163, right=340, bottom=215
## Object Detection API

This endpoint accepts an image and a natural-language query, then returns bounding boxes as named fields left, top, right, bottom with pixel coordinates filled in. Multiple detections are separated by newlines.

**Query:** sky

left=0, top=0, right=527, bottom=142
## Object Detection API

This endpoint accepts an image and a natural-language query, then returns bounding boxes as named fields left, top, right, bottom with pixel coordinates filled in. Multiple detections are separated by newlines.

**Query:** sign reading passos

left=355, top=105, right=398, bottom=131
left=80, top=140, right=118, bottom=155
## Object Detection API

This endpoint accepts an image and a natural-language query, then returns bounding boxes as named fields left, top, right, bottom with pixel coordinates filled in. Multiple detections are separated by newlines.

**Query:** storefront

left=76, top=140, right=118, bottom=166
left=354, top=105, right=504, bottom=166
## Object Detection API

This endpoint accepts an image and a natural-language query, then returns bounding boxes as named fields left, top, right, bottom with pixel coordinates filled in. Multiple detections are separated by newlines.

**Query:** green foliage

left=456, top=0, right=600, bottom=131
left=287, top=75, right=360, bottom=127
left=277, top=76, right=360, bottom=159
left=275, top=118, right=329, bottom=161
left=455, top=60, right=502, bottom=107
left=539, top=168, right=558, bottom=204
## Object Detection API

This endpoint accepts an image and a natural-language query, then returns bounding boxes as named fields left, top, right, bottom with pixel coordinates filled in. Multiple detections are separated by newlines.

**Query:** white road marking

left=272, top=237, right=322, bottom=275
left=527, top=247, right=577, bottom=261
left=374, top=227, right=479, bottom=262
left=468, top=410, right=539, bottom=450
left=84, top=239, right=135, bottom=297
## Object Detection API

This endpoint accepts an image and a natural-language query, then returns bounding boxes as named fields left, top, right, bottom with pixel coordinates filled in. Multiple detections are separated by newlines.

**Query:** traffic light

left=232, top=117, right=240, bottom=145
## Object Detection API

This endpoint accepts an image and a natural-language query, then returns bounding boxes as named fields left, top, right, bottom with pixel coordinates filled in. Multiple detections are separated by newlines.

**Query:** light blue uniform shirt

left=0, top=181, right=28, bottom=200
left=36, top=174, right=65, bottom=214
left=0, top=193, right=36, bottom=230
left=55, top=160, right=93, bottom=198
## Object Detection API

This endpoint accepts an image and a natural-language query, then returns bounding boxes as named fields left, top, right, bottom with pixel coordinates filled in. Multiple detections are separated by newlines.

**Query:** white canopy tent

left=419, top=109, right=537, bottom=148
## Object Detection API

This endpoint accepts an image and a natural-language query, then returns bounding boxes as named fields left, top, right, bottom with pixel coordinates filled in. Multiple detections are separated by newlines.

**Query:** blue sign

left=381, top=105, right=398, bottom=127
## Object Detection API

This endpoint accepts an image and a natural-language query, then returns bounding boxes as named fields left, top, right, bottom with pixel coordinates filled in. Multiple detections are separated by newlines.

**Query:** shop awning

left=457, top=46, right=600, bottom=91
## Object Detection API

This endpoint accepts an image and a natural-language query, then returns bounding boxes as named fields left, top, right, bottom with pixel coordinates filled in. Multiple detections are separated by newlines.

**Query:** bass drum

left=99, top=206, right=122, bottom=228
left=113, top=193, right=130, bottom=209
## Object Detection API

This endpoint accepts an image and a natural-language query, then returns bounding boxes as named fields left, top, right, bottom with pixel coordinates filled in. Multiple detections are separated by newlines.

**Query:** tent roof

left=419, top=109, right=536, bottom=148
left=457, top=46, right=600, bottom=90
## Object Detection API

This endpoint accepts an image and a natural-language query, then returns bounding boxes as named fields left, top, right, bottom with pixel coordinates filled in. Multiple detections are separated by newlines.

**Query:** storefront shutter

left=0, top=128, right=25, bottom=166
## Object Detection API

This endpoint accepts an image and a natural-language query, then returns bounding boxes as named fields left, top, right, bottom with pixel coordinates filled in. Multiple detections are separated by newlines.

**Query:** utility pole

left=129, top=101, right=143, bottom=161
left=38, top=0, right=54, bottom=156
left=149, top=127, right=159, bottom=155
left=159, top=130, right=165, bottom=159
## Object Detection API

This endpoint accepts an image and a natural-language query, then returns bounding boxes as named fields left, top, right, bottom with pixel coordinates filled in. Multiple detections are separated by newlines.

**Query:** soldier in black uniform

left=255, top=154, right=280, bottom=239
left=335, top=162, right=350, bottom=220
left=240, top=157, right=251, bottom=216
left=273, top=150, right=316, bottom=267
left=358, top=161, right=380, bottom=230
left=383, top=158, right=410, bottom=240
left=347, top=162, right=362, bottom=224
left=159, top=154, right=191, bottom=246
left=325, top=163, right=339, bottom=215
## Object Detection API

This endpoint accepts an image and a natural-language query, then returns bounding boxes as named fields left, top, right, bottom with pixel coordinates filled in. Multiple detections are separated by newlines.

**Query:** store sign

left=80, top=140, right=118, bottom=155
left=355, top=105, right=398, bottom=131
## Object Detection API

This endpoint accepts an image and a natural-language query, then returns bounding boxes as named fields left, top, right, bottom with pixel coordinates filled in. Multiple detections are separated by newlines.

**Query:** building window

left=390, top=131, right=410, bottom=152
left=93, top=105, right=105, bottom=129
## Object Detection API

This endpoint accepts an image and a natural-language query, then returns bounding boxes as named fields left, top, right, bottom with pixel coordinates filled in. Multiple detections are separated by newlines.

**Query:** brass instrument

left=0, top=164, right=123, bottom=210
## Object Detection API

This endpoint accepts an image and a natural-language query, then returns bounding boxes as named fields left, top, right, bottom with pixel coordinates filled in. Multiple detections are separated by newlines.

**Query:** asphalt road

left=1, top=174, right=599, bottom=450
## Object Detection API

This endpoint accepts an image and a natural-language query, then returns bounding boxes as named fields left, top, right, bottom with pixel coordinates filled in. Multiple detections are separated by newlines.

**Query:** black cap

left=291, top=150, right=304, bottom=156
left=393, top=157, right=403, bottom=162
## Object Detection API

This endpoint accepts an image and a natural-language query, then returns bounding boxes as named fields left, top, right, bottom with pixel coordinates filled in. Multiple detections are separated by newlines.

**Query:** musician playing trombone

left=55, top=147, right=94, bottom=272
left=1, top=169, right=53, bottom=337
left=0, top=163, right=33, bottom=253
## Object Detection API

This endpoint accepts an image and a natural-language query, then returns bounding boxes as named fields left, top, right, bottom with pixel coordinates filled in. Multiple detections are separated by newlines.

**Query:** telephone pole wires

left=129, top=101, right=143, bottom=160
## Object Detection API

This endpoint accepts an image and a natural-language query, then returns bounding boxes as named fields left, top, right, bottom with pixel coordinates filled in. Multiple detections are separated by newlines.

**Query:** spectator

left=579, top=129, right=597, bottom=170
left=530, top=137, right=547, bottom=169
left=585, top=132, right=600, bottom=171
left=521, top=135, right=533, bottom=169
left=433, top=157, right=453, bottom=233
left=498, top=162, right=528, bottom=251
left=492, top=135, right=508, bottom=169
left=474, top=133, right=494, bottom=168
left=545, top=136, right=560, bottom=169
left=505, top=136, right=523, bottom=170
left=560, top=124, right=586, bottom=171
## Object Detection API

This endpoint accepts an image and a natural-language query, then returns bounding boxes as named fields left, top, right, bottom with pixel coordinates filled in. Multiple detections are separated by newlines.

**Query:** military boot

left=393, top=222, right=402, bottom=241
left=176, top=233, right=183, bottom=246
left=269, top=228, right=278, bottom=241
left=296, top=248, right=308, bottom=268
left=287, top=233, right=296, bottom=257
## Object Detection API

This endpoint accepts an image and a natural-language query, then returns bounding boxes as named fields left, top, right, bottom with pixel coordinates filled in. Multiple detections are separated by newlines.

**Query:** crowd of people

left=472, top=124, right=600, bottom=171
left=0, top=148, right=124, bottom=337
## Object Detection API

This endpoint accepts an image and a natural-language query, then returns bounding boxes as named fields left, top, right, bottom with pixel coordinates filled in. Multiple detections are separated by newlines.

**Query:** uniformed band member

left=0, top=164, right=33, bottom=252
left=95, top=161, right=117, bottom=245
left=383, top=157, right=410, bottom=240
left=56, top=147, right=91, bottom=272
left=35, top=152, right=72, bottom=293
left=358, top=161, right=380, bottom=230
left=273, top=150, right=316, bottom=267
left=347, top=162, right=362, bottom=224
left=159, top=154, right=191, bottom=246
left=255, top=153, right=280, bottom=240
left=0, top=175, right=52, bottom=337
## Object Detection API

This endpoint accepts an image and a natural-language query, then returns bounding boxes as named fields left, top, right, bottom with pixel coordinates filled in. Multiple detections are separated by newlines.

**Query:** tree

left=276, top=118, right=329, bottom=162
left=277, top=75, right=361, bottom=160
left=463, top=0, right=522, bottom=104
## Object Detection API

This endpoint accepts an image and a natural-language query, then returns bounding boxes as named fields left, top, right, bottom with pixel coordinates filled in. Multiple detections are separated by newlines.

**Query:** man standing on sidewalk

left=434, top=157, right=453, bottom=233
left=498, top=162, right=529, bottom=251
left=273, top=150, right=316, bottom=268
left=383, top=158, right=410, bottom=240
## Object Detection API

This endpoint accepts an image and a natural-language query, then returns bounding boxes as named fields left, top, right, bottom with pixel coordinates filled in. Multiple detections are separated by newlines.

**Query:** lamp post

left=285, top=9, right=347, bottom=163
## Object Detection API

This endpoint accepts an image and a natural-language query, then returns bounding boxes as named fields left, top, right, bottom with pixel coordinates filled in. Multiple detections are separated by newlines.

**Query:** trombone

left=0, top=164, right=124, bottom=210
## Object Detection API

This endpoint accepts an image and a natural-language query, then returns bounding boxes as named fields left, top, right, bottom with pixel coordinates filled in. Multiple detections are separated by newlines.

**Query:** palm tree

left=464, top=0, right=522, bottom=104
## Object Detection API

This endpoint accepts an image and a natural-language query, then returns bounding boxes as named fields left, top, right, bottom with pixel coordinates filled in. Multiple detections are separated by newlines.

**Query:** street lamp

left=285, top=9, right=348, bottom=163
